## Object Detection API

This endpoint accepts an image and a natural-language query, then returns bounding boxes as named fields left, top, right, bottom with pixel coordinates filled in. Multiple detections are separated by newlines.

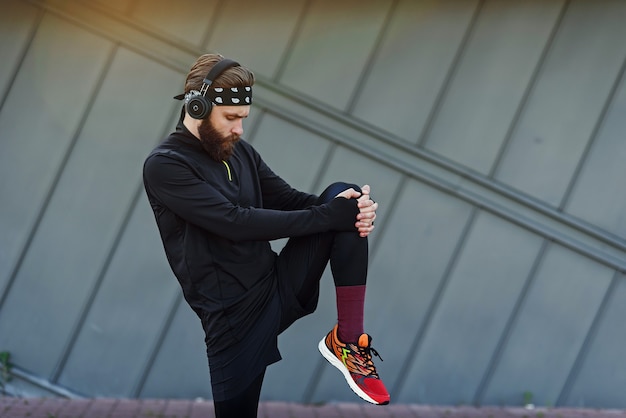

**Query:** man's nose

left=232, top=121, right=244, bottom=136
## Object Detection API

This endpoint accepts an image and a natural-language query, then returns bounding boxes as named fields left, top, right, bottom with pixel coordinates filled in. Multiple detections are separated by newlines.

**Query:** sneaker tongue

left=358, top=333, right=371, bottom=348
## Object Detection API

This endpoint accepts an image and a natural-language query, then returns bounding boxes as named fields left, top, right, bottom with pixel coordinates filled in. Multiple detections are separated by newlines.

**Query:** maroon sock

left=336, top=285, right=366, bottom=343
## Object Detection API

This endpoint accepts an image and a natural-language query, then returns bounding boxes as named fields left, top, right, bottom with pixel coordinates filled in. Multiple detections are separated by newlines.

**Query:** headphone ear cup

left=185, top=93, right=211, bottom=119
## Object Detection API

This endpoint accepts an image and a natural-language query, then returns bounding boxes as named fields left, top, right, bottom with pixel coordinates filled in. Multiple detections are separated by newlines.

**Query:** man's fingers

left=335, top=188, right=361, bottom=199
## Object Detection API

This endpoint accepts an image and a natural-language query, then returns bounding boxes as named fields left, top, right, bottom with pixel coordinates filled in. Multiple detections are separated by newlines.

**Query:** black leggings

left=279, top=181, right=368, bottom=288
left=214, top=369, right=265, bottom=418
left=275, top=182, right=369, bottom=326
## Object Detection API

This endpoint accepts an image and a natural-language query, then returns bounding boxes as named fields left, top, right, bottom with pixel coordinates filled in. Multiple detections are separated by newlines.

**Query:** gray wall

left=1, top=0, right=625, bottom=409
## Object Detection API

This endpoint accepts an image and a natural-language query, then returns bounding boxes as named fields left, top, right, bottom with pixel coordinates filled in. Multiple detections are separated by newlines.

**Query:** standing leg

left=213, top=369, right=265, bottom=418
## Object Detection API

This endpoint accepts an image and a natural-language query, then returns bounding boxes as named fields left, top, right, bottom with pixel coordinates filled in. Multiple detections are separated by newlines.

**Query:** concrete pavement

left=1, top=397, right=626, bottom=418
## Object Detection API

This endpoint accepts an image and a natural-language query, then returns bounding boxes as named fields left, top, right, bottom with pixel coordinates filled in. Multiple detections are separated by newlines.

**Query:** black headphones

left=184, top=58, right=240, bottom=119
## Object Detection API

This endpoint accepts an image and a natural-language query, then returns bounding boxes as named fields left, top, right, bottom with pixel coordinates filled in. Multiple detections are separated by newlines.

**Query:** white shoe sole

left=317, top=337, right=380, bottom=404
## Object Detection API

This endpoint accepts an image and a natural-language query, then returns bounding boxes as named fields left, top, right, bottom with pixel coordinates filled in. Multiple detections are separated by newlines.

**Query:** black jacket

left=143, top=120, right=359, bottom=354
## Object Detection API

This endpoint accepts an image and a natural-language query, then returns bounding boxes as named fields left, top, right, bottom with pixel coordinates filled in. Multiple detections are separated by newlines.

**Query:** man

left=143, top=54, right=389, bottom=417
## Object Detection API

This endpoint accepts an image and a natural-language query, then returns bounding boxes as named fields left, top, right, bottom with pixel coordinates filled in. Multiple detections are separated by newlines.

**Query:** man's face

left=198, top=105, right=250, bottom=161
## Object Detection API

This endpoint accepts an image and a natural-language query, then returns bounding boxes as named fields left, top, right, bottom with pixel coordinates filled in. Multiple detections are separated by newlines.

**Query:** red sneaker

left=318, top=324, right=390, bottom=405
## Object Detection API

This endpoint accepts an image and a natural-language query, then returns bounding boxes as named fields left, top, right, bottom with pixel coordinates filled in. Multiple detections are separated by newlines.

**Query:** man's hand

left=356, top=184, right=377, bottom=237
left=335, top=185, right=378, bottom=238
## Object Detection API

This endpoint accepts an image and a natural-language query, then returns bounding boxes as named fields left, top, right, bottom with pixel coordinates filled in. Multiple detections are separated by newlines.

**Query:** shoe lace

left=356, top=344, right=384, bottom=378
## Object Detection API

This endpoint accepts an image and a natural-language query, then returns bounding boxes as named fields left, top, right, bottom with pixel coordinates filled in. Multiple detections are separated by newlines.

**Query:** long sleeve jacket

left=143, top=121, right=359, bottom=354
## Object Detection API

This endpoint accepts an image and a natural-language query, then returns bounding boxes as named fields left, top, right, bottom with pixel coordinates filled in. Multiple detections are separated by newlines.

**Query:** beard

left=197, top=117, right=240, bottom=161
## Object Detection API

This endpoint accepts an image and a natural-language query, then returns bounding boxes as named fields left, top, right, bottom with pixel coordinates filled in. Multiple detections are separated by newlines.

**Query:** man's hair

left=183, top=53, right=255, bottom=93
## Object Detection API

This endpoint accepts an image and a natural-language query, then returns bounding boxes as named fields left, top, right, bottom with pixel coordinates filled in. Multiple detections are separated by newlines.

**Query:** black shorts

left=209, top=230, right=334, bottom=401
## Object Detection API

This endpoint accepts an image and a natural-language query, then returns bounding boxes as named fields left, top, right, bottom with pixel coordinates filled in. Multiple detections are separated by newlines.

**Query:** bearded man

left=142, top=54, right=389, bottom=418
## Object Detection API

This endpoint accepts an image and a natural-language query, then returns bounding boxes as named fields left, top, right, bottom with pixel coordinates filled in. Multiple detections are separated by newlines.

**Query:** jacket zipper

left=222, top=160, right=232, bottom=181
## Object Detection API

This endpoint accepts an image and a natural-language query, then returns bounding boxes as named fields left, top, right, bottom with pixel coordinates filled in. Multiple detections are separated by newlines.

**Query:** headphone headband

left=202, top=58, right=240, bottom=89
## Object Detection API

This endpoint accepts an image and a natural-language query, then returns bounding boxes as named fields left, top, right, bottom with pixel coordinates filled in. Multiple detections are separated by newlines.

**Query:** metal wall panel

left=0, top=1, right=39, bottom=100
left=352, top=0, right=478, bottom=142
left=0, top=12, right=114, bottom=361
left=130, top=0, right=220, bottom=47
left=92, top=0, right=134, bottom=14
left=205, top=0, right=307, bottom=79
left=56, top=193, right=180, bottom=397
left=0, top=12, right=112, bottom=299
left=279, top=0, right=392, bottom=110
left=563, top=274, right=626, bottom=408
left=399, top=212, right=544, bottom=404
left=481, top=244, right=614, bottom=406
left=564, top=69, right=626, bottom=240
left=0, top=45, right=180, bottom=378
left=424, top=0, right=563, bottom=174
left=138, top=298, right=211, bottom=399
left=494, top=0, right=626, bottom=207
left=248, top=113, right=333, bottom=191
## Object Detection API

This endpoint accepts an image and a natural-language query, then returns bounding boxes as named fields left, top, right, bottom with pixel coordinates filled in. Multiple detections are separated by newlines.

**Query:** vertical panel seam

left=391, top=207, right=479, bottom=398
left=46, top=43, right=120, bottom=382
left=369, top=175, right=408, bottom=259
left=556, top=271, right=621, bottom=406
left=130, top=103, right=188, bottom=397
left=133, top=292, right=185, bottom=397
left=301, top=356, right=326, bottom=404
left=0, top=4, right=45, bottom=306
left=199, top=0, right=226, bottom=50
left=51, top=98, right=182, bottom=387
left=0, top=34, right=117, bottom=315
left=344, top=0, right=399, bottom=115
left=473, top=240, right=549, bottom=405
left=0, top=5, right=44, bottom=115
left=309, top=141, right=338, bottom=194
left=271, top=0, right=312, bottom=82
left=51, top=176, right=144, bottom=383
left=415, top=0, right=484, bottom=148
left=558, top=55, right=626, bottom=211
left=242, top=108, right=268, bottom=145
left=488, top=0, right=570, bottom=178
